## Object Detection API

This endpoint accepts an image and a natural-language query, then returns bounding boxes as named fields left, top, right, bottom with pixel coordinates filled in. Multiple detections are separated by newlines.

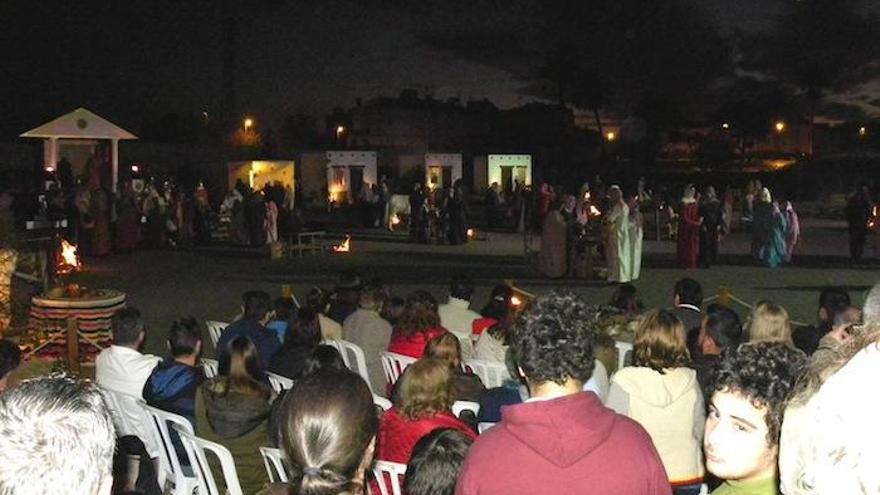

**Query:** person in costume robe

left=751, top=188, right=773, bottom=262
left=627, top=194, right=643, bottom=281
left=764, top=199, right=788, bottom=268
left=781, top=198, right=800, bottom=263
left=539, top=201, right=568, bottom=278
left=604, top=186, right=631, bottom=283
left=676, top=185, right=701, bottom=269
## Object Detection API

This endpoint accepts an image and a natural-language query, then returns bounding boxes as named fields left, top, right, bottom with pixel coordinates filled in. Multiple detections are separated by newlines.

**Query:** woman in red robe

left=677, top=185, right=701, bottom=269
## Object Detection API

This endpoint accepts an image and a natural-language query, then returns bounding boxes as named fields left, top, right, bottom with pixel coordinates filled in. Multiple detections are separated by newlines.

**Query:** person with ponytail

left=277, top=369, right=378, bottom=495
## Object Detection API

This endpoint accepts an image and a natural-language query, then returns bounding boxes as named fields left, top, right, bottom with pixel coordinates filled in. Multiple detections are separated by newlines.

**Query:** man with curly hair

left=456, top=292, right=671, bottom=495
left=704, top=342, right=806, bottom=495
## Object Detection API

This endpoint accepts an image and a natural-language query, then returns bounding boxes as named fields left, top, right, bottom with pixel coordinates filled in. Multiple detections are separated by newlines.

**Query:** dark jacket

left=216, top=318, right=281, bottom=372
left=268, top=343, right=315, bottom=380
left=792, top=323, right=831, bottom=356
left=143, top=359, right=204, bottom=424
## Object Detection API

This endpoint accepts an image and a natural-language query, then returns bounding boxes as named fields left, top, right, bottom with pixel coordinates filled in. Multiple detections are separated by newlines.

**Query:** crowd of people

left=0, top=268, right=878, bottom=495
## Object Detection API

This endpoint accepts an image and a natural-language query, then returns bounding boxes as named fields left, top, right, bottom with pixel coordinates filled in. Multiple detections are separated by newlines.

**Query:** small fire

left=510, top=295, right=522, bottom=307
left=589, top=205, right=602, bottom=217
left=57, top=239, right=82, bottom=274
left=467, top=228, right=476, bottom=239
left=390, top=215, right=401, bottom=226
left=333, top=235, right=351, bottom=253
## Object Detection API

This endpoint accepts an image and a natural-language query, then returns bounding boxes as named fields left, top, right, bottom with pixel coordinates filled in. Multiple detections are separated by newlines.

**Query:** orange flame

left=467, top=228, right=475, bottom=238
left=333, top=235, right=351, bottom=253
left=57, top=239, right=82, bottom=274
left=589, top=205, right=602, bottom=217
left=390, top=215, right=401, bottom=226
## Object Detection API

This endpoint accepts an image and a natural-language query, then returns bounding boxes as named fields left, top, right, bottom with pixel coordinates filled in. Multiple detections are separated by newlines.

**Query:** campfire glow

left=332, top=235, right=351, bottom=253
left=390, top=215, right=401, bottom=226
left=589, top=205, right=602, bottom=217
left=57, top=239, right=82, bottom=275
left=510, top=295, right=522, bottom=307
left=467, top=228, right=475, bottom=239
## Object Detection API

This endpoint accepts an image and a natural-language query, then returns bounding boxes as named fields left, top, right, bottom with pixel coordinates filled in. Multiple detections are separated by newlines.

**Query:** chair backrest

left=266, top=372, right=295, bottom=393
left=477, top=422, right=497, bottom=434
left=372, top=460, right=407, bottom=495
left=327, top=339, right=373, bottom=393
left=205, top=320, right=228, bottom=348
left=452, top=400, right=480, bottom=418
left=463, top=358, right=509, bottom=389
left=143, top=404, right=196, bottom=495
left=201, top=358, right=219, bottom=379
left=259, top=447, right=289, bottom=483
left=614, top=340, right=633, bottom=373
left=379, top=352, right=416, bottom=386
left=98, top=387, right=160, bottom=458
left=373, top=395, right=392, bottom=412
left=173, top=425, right=244, bottom=495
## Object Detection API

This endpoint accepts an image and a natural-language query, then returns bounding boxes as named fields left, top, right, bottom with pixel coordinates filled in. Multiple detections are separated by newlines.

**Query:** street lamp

left=605, top=131, right=616, bottom=142
left=859, top=126, right=867, bottom=138
left=243, top=117, right=254, bottom=132
left=721, top=122, right=730, bottom=130
left=774, top=121, right=785, bottom=133
left=336, top=125, right=345, bottom=141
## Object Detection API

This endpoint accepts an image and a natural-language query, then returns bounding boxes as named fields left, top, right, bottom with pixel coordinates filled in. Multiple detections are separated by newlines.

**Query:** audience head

left=633, top=309, right=690, bottom=372
left=358, top=284, right=387, bottom=311
left=167, top=317, right=202, bottom=359
left=242, top=290, right=272, bottom=322
left=610, top=283, right=644, bottom=316
left=0, top=376, right=116, bottom=495
left=382, top=296, right=406, bottom=325
left=404, top=428, right=474, bottom=495
left=704, top=342, right=807, bottom=484
left=301, top=345, right=347, bottom=378
left=759, top=187, right=772, bottom=203
left=286, top=308, right=323, bottom=348
left=280, top=369, right=378, bottom=495
left=448, top=274, right=475, bottom=302
left=699, top=305, right=743, bottom=357
left=273, top=297, right=295, bottom=321
left=397, top=291, right=441, bottom=334
left=425, top=333, right=463, bottom=369
left=306, top=287, right=331, bottom=314
left=481, top=285, right=513, bottom=320
left=217, top=336, right=270, bottom=399
left=397, top=358, right=454, bottom=420
left=510, top=292, right=596, bottom=391
left=817, top=287, right=851, bottom=324
left=336, top=269, right=363, bottom=293
left=673, top=278, right=703, bottom=308
left=748, top=301, right=792, bottom=344
left=111, top=307, right=145, bottom=348
left=0, top=340, right=21, bottom=392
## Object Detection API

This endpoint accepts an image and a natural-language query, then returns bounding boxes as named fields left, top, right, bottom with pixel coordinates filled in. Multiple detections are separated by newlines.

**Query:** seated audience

left=791, top=287, right=850, bottom=355
left=0, top=376, right=116, bottom=495
left=473, top=310, right=512, bottom=364
left=472, top=285, right=513, bottom=337
left=195, top=336, right=272, bottom=494
left=328, top=269, right=363, bottom=324
left=0, top=339, right=21, bottom=392
left=425, top=332, right=485, bottom=403
left=216, top=290, right=280, bottom=371
left=607, top=309, right=705, bottom=494
left=672, top=278, right=704, bottom=351
left=96, top=306, right=161, bottom=456
left=780, top=283, right=880, bottom=494
left=748, top=301, right=793, bottom=345
left=143, top=316, right=204, bottom=424
left=377, top=358, right=477, bottom=466
left=382, top=295, right=407, bottom=327
left=457, top=292, right=671, bottom=495
left=437, top=274, right=482, bottom=358
left=266, top=297, right=294, bottom=343
left=476, top=349, right=529, bottom=423
left=307, top=287, right=343, bottom=340
left=610, top=283, right=645, bottom=317
left=344, top=283, right=393, bottom=394
left=691, top=305, right=743, bottom=398
left=405, top=428, right=474, bottom=495
left=277, top=369, right=378, bottom=495
left=269, top=308, right=322, bottom=379
left=705, top=342, right=806, bottom=495
left=301, top=344, right=348, bottom=377
left=387, top=291, right=449, bottom=359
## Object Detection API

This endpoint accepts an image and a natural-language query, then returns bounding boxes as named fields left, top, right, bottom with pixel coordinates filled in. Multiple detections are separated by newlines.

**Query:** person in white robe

left=604, top=185, right=631, bottom=283
left=627, top=194, right=644, bottom=281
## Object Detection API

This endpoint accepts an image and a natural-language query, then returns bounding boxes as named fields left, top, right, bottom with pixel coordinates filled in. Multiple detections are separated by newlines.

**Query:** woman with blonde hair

left=607, top=309, right=705, bottom=495
left=748, top=301, right=793, bottom=344
left=425, top=333, right=485, bottom=402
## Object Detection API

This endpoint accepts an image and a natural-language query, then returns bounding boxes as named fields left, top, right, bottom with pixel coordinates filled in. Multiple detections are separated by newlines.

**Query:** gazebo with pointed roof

left=21, top=107, right=138, bottom=192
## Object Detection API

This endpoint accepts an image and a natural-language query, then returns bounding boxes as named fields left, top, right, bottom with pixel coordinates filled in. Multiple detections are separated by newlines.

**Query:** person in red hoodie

left=388, top=291, right=449, bottom=359
left=456, top=292, right=672, bottom=495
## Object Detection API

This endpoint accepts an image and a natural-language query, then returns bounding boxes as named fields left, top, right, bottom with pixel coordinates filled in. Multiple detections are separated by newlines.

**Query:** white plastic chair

left=327, top=339, right=373, bottom=393
left=463, top=358, right=509, bottom=388
left=379, top=352, right=416, bottom=386
left=173, top=425, right=244, bottom=495
left=452, top=400, right=480, bottom=418
left=373, top=395, right=392, bottom=412
left=201, top=358, right=219, bottom=379
left=98, top=387, right=160, bottom=458
left=614, top=340, right=633, bottom=372
left=478, top=422, right=497, bottom=434
left=143, top=404, right=197, bottom=495
left=205, top=320, right=228, bottom=348
left=267, top=372, right=295, bottom=393
left=259, top=447, right=289, bottom=483
left=372, top=460, right=407, bottom=495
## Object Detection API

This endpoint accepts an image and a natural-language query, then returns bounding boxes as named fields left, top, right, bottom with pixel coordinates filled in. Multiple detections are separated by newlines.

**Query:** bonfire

left=333, top=235, right=351, bottom=253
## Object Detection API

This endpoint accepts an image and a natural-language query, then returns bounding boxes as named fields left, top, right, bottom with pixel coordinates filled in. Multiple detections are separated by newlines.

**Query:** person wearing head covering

left=604, top=186, right=631, bottom=282
left=764, top=198, right=788, bottom=268
left=677, top=185, right=701, bottom=269
left=539, top=199, right=568, bottom=278
left=698, top=186, right=722, bottom=268
left=751, top=188, right=774, bottom=263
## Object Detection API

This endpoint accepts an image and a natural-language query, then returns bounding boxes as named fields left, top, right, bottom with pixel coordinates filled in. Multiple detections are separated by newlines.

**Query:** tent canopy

left=21, top=107, right=137, bottom=140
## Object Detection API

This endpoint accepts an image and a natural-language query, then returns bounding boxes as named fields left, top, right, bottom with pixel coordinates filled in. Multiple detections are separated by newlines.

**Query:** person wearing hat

left=328, top=269, right=363, bottom=324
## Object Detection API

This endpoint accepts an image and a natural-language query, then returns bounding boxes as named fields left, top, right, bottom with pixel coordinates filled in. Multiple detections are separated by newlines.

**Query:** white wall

left=424, top=153, right=463, bottom=189
left=487, top=154, right=532, bottom=188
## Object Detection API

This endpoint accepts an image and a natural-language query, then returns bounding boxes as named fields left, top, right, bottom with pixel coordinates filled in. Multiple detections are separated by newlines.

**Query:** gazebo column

left=110, top=138, right=119, bottom=193
left=46, top=137, right=58, bottom=169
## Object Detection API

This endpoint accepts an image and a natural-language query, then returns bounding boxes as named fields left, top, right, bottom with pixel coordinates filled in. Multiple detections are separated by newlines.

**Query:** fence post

left=66, top=317, right=80, bottom=375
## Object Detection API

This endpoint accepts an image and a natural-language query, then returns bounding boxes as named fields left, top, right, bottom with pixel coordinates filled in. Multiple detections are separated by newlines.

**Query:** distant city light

left=131, top=165, right=140, bottom=173
left=721, top=122, right=730, bottom=129
left=774, top=121, right=785, bottom=133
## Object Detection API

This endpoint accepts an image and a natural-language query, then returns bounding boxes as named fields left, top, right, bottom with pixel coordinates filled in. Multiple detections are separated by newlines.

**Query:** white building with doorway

left=326, top=151, right=377, bottom=204
left=424, top=153, right=462, bottom=190
left=474, top=154, right=532, bottom=194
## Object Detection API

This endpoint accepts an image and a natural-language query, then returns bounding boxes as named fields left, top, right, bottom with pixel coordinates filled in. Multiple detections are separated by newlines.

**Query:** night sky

left=1, top=0, right=877, bottom=139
